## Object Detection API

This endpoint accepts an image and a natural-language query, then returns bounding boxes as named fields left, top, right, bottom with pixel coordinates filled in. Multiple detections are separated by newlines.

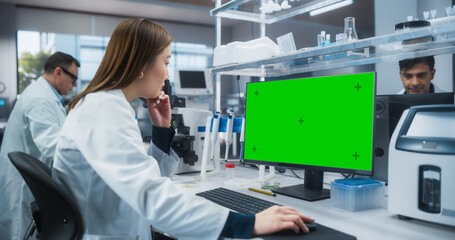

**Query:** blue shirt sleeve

left=151, top=126, right=175, bottom=154
left=220, top=211, right=255, bottom=238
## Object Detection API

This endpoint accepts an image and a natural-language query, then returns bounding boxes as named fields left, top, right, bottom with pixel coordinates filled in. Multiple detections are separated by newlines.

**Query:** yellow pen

left=248, top=187, right=276, bottom=197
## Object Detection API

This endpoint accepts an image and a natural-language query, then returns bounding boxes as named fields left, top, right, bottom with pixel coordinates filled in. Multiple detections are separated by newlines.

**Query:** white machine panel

left=389, top=105, right=455, bottom=227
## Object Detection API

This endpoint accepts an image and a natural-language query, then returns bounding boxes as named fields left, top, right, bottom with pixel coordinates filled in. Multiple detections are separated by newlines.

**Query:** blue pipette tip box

left=330, top=177, right=384, bottom=212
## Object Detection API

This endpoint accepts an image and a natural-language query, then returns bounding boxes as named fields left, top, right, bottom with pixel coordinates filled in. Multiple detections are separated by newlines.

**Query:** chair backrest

left=8, top=151, right=83, bottom=240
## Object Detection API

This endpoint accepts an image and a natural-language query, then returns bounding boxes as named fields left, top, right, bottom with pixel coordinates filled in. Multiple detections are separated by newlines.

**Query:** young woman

left=52, top=18, right=312, bottom=239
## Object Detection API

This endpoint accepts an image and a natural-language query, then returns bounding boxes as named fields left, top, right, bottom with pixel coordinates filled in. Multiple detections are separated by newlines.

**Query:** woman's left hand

left=146, top=91, right=171, bottom=128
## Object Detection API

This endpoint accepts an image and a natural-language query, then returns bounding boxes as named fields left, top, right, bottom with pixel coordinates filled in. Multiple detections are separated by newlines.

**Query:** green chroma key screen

left=244, top=72, right=376, bottom=174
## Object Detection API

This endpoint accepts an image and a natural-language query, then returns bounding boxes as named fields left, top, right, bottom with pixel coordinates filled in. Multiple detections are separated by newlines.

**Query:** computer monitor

left=244, top=72, right=376, bottom=201
left=173, top=69, right=213, bottom=96
left=372, top=92, right=454, bottom=182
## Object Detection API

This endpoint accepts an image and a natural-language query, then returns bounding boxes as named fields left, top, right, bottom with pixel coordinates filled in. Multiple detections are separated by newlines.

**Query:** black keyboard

left=196, top=187, right=280, bottom=214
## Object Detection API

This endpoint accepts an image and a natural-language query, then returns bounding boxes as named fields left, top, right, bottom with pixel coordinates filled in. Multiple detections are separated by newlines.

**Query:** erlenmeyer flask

left=344, top=17, right=358, bottom=42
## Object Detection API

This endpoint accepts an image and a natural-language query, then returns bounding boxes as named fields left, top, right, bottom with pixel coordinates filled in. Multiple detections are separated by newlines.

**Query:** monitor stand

left=272, top=170, right=330, bottom=201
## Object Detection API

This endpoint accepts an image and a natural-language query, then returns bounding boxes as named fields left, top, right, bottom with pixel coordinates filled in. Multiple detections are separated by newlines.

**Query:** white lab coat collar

left=106, top=89, right=129, bottom=101
left=75, top=89, right=129, bottom=112
left=36, top=77, right=66, bottom=115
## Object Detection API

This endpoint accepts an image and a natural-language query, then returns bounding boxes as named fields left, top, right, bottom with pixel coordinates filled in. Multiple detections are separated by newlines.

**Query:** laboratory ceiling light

left=309, top=0, right=354, bottom=16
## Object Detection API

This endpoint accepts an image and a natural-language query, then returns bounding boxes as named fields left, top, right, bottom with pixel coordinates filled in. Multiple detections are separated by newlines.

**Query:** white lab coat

left=52, top=89, right=229, bottom=240
left=397, top=83, right=446, bottom=94
left=0, top=77, right=66, bottom=240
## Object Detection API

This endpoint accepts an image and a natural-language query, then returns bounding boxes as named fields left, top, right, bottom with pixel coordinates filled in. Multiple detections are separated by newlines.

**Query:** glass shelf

left=209, top=20, right=455, bottom=77
left=210, top=0, right=345, bottom=24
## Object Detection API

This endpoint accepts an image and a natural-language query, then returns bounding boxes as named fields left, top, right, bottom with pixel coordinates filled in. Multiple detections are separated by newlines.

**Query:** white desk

left=172, top=163, right=455, bottom=240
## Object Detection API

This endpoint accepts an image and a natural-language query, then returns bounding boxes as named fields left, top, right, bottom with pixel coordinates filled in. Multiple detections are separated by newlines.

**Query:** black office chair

left=8, top=151, right=83, bottom=240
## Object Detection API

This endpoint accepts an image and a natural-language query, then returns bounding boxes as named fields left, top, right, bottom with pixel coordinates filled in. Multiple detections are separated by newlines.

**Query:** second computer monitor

left=173, top=69, right=213, bottom=96
left=244, top=72, right=376, bottom=201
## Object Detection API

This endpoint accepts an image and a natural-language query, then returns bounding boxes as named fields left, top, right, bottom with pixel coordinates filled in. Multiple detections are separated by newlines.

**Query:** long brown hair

left=67, top=18, right=172, bottom=113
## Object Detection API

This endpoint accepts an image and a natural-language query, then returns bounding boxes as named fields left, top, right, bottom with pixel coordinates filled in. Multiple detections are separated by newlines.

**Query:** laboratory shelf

left=211, top=0, right=345, bottom=24
left=209, top=20, right=455, bottom=78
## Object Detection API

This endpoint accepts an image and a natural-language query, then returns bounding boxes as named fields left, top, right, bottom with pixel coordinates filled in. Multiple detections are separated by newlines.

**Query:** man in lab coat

left=397, top=56, right=445, bottom=94
left=0, top=52, right=80, bottom=240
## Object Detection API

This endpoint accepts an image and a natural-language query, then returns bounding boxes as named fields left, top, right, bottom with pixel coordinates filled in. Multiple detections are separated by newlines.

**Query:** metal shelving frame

left=210, top=22, right=455, bottom=78
left=210, top=0, right=345, bottom=24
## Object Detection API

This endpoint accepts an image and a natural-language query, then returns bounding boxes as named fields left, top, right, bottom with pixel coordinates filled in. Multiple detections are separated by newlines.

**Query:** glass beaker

left=344, top=17, right=358, bottom=42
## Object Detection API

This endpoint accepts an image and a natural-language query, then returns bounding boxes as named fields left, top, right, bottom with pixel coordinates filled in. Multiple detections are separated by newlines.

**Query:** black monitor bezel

left=243, top=72, right=377, bottom=176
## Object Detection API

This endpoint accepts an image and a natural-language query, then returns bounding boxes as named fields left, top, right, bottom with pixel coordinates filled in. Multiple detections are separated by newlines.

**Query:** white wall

left=375, top=0, right=453, bottom=94
left=16, top=7, right=217, bottom=46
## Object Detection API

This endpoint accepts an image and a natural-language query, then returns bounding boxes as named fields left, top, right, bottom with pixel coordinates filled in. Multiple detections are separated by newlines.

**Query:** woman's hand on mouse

left=253, top=205, right=314, bottom=235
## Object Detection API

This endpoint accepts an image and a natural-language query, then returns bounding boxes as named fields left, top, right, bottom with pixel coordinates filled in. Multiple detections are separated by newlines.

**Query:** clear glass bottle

left=344, top=17, right=358, bottom=42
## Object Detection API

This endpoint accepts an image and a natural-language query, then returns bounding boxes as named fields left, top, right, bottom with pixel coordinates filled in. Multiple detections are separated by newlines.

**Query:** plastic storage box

left=330, top=178, right=384, bottom=212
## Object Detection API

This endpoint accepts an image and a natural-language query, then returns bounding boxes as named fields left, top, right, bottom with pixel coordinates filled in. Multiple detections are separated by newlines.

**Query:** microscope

left=141, top=80, right=213, bottom=174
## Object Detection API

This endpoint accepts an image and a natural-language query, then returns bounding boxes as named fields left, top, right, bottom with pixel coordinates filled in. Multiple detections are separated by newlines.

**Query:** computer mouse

left=304, top=221, right=317, bottom=232
left=271, top=222, right=316, bottom=236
